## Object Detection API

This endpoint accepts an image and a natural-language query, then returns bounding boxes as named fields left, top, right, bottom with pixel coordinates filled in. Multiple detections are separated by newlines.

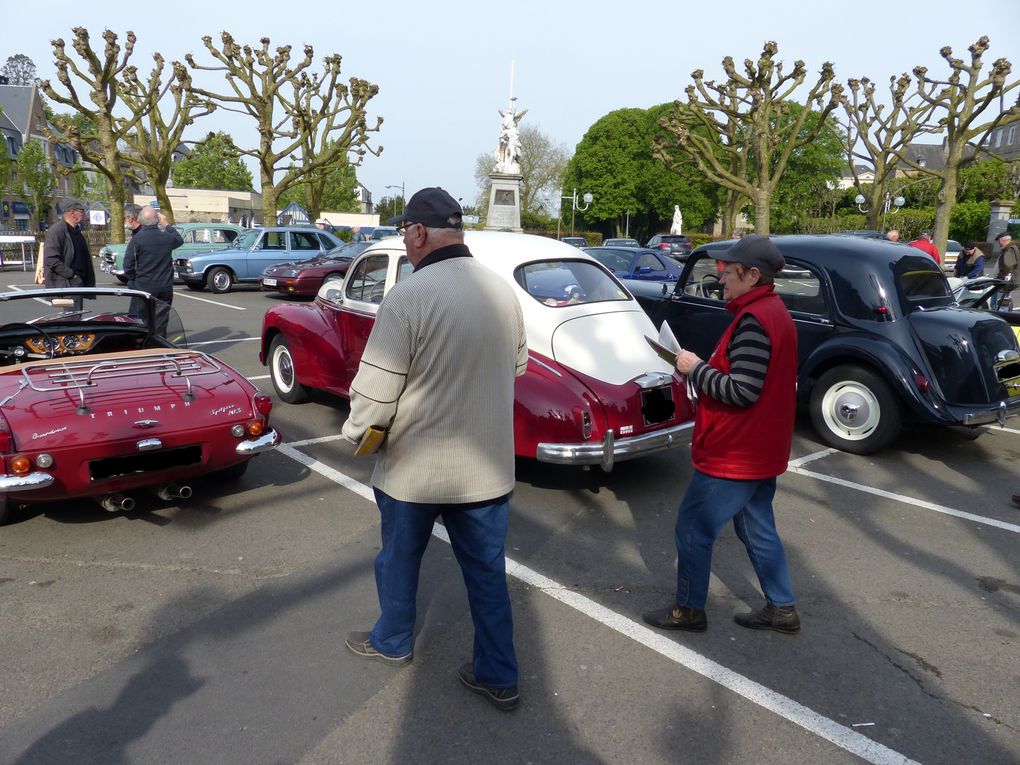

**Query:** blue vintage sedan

left=175, top=226, right=343, bottom=293
left=584, top=246, right=682, bottom=282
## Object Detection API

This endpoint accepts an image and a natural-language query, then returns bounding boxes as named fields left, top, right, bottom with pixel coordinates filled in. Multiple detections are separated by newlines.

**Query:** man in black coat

left=124, top=206, right=183, bottom=336
left=43, top=197, right=96, bottom=290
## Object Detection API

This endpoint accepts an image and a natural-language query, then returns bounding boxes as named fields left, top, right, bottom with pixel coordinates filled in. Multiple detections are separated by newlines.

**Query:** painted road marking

left=190, top=336, right=260, bottom=347
left=274, top=441, right=918, bottom=765
left=174, top=291, right=246, bottom=310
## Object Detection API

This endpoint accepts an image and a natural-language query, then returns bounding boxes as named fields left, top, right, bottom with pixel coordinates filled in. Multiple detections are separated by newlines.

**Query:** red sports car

left=260, top=232, right=694, bottom=470
left=259, top=242, right=369, bottom=297
left=0, top=288, right=281, bottom=524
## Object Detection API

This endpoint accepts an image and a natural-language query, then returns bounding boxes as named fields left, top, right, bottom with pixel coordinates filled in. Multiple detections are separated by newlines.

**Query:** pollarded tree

left=39, top=28, right=154, bottom=242
left=185, top=34, right=381, bottom=223
left=656, top=41, right=842, bottom=235
left=839, top=73, right=937, bottom=231
left=171, top=132, right=253, bottom=191
left=277, top=149, right=360, bottom=218
left=901, top=36, right=1020, bottom=251
left=118, top=58, right=215, bottom=223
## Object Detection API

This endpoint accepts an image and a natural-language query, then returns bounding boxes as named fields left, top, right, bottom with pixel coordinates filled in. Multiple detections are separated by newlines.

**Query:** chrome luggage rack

left=20, top=351, right=224, bottom=413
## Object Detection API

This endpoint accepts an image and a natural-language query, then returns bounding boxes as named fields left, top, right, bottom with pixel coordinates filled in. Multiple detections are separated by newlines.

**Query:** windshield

left=233, top=230, right=261, bottom=248
left=514, top=260, right=629, bottom=307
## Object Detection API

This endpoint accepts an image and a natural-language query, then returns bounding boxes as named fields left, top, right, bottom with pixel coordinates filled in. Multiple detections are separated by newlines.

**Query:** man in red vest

left=908, top=230, right=940, bottom=265
left=644, top=235, right=800, bottom=634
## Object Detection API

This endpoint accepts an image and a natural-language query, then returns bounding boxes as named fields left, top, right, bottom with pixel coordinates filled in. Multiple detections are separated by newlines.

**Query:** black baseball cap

left=389, top=187, right=463, bottom=229
left=995, top=231, right=1011, bottom=241
left=714, top=234, right=785, bottom=276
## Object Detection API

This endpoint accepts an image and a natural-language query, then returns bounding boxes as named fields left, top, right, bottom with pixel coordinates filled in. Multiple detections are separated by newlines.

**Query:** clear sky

left=4, top=0, right=1017, bottom=209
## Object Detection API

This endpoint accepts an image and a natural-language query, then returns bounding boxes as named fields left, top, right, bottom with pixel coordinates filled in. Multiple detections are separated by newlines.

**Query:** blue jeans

left=675, top=470, right=795, bottom=610
left=370, top=488, right=518, bottom=688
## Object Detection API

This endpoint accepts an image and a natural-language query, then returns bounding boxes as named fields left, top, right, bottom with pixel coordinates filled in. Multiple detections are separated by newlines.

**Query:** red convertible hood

left=0, top=351, right=255, bottom=451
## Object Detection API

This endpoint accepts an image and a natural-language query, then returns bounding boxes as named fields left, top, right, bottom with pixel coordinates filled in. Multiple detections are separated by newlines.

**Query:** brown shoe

left=734, top=604, right=800, bottom=634
left=642, top=603, right=707, bottom=632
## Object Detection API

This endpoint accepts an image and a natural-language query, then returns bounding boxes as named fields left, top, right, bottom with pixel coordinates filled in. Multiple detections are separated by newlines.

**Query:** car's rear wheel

left=269, top=335, right=309, bottom=404
left=810, top=364, right=902, bottom=455
left=185, top=283, right=205, bottom=292
left=207, top=267, right=234, bottom=294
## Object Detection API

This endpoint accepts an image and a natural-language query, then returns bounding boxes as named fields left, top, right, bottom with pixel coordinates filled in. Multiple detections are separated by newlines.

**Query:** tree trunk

left=754, top=187, right=771, bottom=236
left=865, top=187, right=882, bottom=231
left=155, top=184, right=174, bottom=225
left=933, top=157, right=961, bottom=255
left=261, top=184, right=277, bottom=227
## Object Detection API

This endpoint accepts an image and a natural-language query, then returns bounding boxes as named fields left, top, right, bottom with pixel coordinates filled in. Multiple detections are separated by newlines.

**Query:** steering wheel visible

left=699, top=273, right=724, bottom=300
left=0, top=322, right=58, bottom=359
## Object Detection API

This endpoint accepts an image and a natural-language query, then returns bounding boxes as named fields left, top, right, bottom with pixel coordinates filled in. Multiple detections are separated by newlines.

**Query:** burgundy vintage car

left=259, top=241, right=369, bottom=297
left=260, top=232, right=694, bottom=469
left=0, top=288, right=281, bottom=524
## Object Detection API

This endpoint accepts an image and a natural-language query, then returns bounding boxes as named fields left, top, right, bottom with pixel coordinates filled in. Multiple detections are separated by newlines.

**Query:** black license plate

left=641, top=385, right=675, bottom=426
left=995, top=358, right=1020, bottom=398
left=90, top=445, right=202, bottom=480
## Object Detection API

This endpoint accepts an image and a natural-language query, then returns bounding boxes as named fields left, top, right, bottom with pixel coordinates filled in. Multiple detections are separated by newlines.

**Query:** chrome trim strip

left=528, top=354, right=562, bottom=377
left=235, top=427, right=282, bottom=455
left=0, top=471, right=55, bottom=492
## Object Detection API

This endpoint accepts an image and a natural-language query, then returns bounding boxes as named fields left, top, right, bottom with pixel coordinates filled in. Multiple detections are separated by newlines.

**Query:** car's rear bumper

left=536, top=422, right=689, bottom=471
left=235, top=427, right=281, bottom=455
left=0, top=471, right=56, bottom=492
left=959, top=397, right=1020, bottom=426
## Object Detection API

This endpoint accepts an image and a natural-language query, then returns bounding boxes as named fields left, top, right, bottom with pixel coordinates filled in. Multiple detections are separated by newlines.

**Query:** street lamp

left=855, top=191, right=904, bottom=217
left=385, top=183, right=405, bottom=216
left=561, top=188, right=593, bottom=237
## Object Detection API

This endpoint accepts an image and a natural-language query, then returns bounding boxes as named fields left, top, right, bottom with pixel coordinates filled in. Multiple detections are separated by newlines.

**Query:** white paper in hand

left=658, top=321, right=682, bottom=354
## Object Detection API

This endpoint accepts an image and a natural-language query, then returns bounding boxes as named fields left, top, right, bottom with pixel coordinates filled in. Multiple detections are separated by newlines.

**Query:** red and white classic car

left=0, top=288, right=280, bottom=524
left=260, top=231, right=694, bottom=469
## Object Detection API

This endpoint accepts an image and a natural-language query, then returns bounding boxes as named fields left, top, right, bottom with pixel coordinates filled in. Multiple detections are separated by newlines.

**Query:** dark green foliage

left=172, top=132, right=253, bottom=191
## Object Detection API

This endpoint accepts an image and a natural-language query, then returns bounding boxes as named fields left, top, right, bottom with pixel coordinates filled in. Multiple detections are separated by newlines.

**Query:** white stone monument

left=670, top=205, right=683, bottom=235
left=486, top=69, right=526, bottom=232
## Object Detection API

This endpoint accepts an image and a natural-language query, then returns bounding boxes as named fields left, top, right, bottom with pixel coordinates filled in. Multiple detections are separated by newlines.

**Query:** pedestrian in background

left=644, top=235, right=801, bottom=635
left=43, top=198, right=95, bottom=306
left=953, top=242, right=984, bottom=279
left=908, top=230, right=941, bottom=265
left=885, top=229, right=900, bottom=243
left=124, top=206, right=182, bottom=336
left=341, top=187, right=528, bottom=711
left=124, top=203, right=142, bottom=239
left=994, top=231, right=1018, bottom=310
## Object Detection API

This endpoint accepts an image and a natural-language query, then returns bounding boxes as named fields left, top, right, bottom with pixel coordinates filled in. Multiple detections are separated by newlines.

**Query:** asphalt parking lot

left=1, top=270, right=1018, bottom=765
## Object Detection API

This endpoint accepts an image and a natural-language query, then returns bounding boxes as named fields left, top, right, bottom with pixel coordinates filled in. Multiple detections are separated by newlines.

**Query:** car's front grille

left=90, top=445, right=202, bottom=480
left=641, top=385, right=675, bottom=426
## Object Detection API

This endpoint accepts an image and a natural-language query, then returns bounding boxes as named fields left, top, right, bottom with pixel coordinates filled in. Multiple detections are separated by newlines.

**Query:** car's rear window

left=894, top=256, right=953, bottom=310
left=514, top=260, right=629, bottom=307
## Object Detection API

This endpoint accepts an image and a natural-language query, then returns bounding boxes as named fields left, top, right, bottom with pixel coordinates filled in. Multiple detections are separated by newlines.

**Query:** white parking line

left=274, top=441, right=917, bottom=765
left=982, top=424, right=1020, bottom=436
left=246, top=374, right=269, bottom=381
left=174, top=291, right=246, bottom=310
left=190, top=337, right=260, bottom=347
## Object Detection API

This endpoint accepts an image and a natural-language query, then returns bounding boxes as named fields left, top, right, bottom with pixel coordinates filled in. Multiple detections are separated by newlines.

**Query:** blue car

left=175, top=226, right=343, bottom=293
left=584, top=246, right=682, bottom=281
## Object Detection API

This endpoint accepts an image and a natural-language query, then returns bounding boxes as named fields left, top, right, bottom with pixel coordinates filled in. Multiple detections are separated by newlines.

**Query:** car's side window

left=774, top=264, right=827, bottom=316
left=636, top=252, right=665, bottom=272
left=179, top=231, right=195, bottom=244
left=683, top=257, right=725, bottom=301
left=396, top=257, right=413, bottom=283
left=315, top=233, right=336, bottom=250
left=219, top=230, right=239, bottom=243
left=346, top=255, right=389, bottom=304
left=261, top=232, right=286, bottom=250
left=192, top=229, right=212, bottom=244
left=291, top=231, right=320, bottom=250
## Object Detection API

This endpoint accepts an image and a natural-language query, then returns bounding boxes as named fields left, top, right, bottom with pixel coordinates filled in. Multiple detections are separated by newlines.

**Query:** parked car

left=260, top=241, right=370, bottom=297
left=100, top=222, right=244, bottom=283
left=561, top=236, right=589, bottom=248
left=645, top=234, right=693, bottom=261
left=260, top=232, right=695, bottom=470
left=175, top=226, right=343, bottom=293
left=835, top=230, right=886, bottom=240
left=583, top=246, right=682, bottom=282
left=941, top=239, right=964, bottom=273
left=0, top=287, right=281, bottom=524
left=370, top=226, right=399, bottom=240
left=603, top=238, right=641, bottom=248
left=637, top=235, right=1020, bottom=454
left=948, top=275, right=1019, bottom=339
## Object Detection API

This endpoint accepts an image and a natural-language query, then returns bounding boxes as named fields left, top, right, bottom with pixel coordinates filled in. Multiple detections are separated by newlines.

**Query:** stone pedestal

left=988, top=200, right=1014, bottom=243
left=485, top=174, right=523, bottom=232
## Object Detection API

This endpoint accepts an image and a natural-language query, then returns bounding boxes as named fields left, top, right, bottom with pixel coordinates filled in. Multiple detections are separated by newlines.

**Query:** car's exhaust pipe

left=152, top=483, right=193, bottom=501
left=97, top=494, right=135, bottom=512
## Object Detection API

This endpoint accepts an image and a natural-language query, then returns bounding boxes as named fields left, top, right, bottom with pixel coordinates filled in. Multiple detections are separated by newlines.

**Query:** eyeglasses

left=397, top=222, right=420, bottom=236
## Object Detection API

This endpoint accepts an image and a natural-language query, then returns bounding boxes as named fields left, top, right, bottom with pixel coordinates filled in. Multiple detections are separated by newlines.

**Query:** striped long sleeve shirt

left=689, top=314, right=771, bottom=407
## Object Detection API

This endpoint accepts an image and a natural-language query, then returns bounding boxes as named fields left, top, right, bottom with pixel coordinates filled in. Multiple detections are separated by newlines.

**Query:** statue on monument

left=495, top=101, right=528, bottom=175
left=670, top=205, right=683, bottom=235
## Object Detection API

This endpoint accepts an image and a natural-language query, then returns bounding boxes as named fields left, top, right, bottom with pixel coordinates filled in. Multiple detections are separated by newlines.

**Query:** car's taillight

left=914, top=373, right=932, bottom=393
left=246, top=420, right=265, bottom=437
left=254, top=392, right=273, bottom=415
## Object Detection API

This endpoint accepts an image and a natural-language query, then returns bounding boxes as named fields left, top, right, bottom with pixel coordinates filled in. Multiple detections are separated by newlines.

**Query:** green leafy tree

left=375, top=195, right=403, bottom=222
left=16, top=140, right=54, bottom=229
left=903, top=36, right=1020, bottom=251
left=1, top=54, right=37, bottom=85
left=185, top=33, right=381, bottom=224
left=71, top=166, right=113, bottom=207
left=277, top=147, right=360, bottom=218
left=564, top=107, right=718, bottom=241
left=656, top=41, right=841, bottom=235
left=171, top=132, right=253, bottom=190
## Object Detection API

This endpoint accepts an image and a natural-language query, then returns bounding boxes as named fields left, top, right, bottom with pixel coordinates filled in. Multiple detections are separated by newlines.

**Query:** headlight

left=283, top=269, right=299, bottom=277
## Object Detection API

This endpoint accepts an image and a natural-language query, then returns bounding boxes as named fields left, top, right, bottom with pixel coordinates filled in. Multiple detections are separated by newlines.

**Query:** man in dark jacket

left=124, top=206, right=183, bottom=336
left=43, top=197, right=96, bottom=290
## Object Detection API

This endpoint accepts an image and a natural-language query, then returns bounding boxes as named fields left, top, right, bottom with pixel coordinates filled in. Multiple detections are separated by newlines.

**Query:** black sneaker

left=458, top=663, right=520, bottom=711
left=642, top=603, right=708, bottom=632
left=345, top=631, right=413, bottom=665
left=733, top=604, right=800, bottom=634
